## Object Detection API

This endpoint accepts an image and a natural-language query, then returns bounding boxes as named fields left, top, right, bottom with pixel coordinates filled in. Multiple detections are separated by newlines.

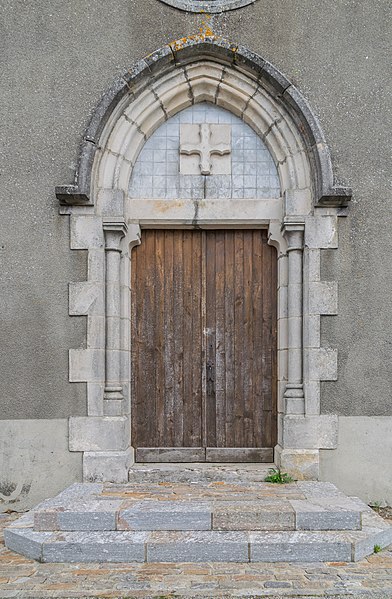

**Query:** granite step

left=5, top=509, right=392, bottom=563
left=30, top=481, right=363, bottom=533
left=32, top=497, right=362, bottom=533
left=5, top=481, right=392, bottom=563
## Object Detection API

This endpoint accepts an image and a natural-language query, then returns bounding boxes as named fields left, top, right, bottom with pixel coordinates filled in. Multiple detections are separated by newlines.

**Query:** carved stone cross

left=180, top=123, right=231, bottom=175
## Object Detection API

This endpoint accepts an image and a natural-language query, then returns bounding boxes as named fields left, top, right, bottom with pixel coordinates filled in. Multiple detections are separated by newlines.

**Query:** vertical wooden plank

left=242, top=230, right=254, bottom=447
left=201, top=230, right=207, bottom=448
left=172, top=231, right=184, bottom=445
left=163, top=230, right=175, bottom=446
left=224, top=230, right=235, bottom=447
left=233, top=230, right=245, bottom=447
left=214, top=230, right=226, bottom=447
left=251, top=230, right=264, bottom=447
left=188, top=231, right=203, bottom=446
left=205, top=231, right=217, bottom=447
left=131, top=230, right=157, bottom=447
left=155, top=229, right=165, bottom=447
left=182, top=229, right=193, bottom=446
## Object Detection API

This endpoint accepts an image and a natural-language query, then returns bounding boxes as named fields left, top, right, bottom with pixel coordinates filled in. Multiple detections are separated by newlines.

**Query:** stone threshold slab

left=5, top=510, right=392, bottom=563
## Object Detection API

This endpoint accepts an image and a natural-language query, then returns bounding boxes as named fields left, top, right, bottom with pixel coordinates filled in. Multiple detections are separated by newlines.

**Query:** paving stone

left=118, top=500, right=212, bottom=531
left=147, top=531, right=249, bottom=562
left=41, top=531, right=148, bottom=563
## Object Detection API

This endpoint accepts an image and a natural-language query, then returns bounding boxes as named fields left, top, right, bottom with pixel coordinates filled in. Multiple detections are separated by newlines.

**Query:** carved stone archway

left=58, top=38, right=351, bottom=483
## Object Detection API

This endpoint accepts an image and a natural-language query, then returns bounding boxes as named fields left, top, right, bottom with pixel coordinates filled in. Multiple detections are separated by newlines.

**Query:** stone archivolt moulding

left=58, top=37, right=351, bottom=483
left=158, top=0, right=258, bottom=13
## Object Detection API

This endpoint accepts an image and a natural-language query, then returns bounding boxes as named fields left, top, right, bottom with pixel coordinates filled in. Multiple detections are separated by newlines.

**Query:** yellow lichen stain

left=169, top=14, right=219, bottom=52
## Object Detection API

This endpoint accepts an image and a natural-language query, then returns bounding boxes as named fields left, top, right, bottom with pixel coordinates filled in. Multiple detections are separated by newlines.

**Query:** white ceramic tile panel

left=128, top=103, right=280, bottom=199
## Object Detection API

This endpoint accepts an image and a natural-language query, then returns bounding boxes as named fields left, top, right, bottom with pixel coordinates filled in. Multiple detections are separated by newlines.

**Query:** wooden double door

left=131, top=229, right=277, bottom=462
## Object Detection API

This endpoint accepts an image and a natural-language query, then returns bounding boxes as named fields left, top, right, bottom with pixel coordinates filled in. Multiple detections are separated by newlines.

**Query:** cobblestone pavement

left=1, top=514, right=392, bottom=599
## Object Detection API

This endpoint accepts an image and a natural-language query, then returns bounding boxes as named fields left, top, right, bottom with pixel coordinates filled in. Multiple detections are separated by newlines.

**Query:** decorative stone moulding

left=158, top=0, right=258, bottom=13
left=56, top=38, right=351, bottom=208
left=58, top=36, right=351, bottom=483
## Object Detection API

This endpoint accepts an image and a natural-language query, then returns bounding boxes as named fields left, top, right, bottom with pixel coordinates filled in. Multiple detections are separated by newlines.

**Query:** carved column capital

left=281, top=219, right=304, bottom=252
left=103, top=218, right=128, bottom=252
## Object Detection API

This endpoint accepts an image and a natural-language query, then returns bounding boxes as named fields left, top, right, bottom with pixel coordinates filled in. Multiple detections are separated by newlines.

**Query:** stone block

left=305, top=216, right=338, bottom=249
left=70, top=216, right=104, bottom=249
left=282, top=415, right=338, bottom=449
left=304, top=248, right=321, bottom=282
left=35, top=500, right=122, bottom=532
left=88, top=248, right=105, bottom=282
left=34, top=511, right=59, bottom=531
left=41, top=531, right=147, bottom=563
left=69, top=348, right=105, bottom=383
left=4, top=528, right=47, bottom=561
left=309, top=281, right=338, bottom=315
left=276, top=447, right=319, bottom=481
left=290, top=500, right=361, bottom=530
left=212, top=501, right=295, bottom=531
left=98, top=189, right=125, bottom=218
left=303, top=314, right=321, bottom=349
left=307, top=347, right=338, bottom=381
left=304, top=380, right=321, bottom=415
left=158, top=80, right=192, bottom=118
left=87, top=316, right=105, bottom=351
left=69, top=416, right=130, bottom=452
left=83, top=448, right=134, bottom=483
left=250, top=531, right=352, bottom=562
left=284, top=189, right=312, bottom=216
left=118, top=501, right=212, bottom=531
left=69, top=282, right=104, bottom=316
left=147, top=531, right=249, bottom=562
left=87, top=383, right=104, bottom=416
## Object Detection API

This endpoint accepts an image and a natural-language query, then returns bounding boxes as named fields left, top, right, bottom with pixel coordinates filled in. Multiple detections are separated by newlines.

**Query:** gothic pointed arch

left=56, top=37, right=351, bottom=208
left=59, top=38, right=350, bottom=483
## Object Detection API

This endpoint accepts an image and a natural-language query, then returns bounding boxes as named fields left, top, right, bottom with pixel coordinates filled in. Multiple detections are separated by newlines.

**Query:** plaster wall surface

left=320, top=417, right=392, bottom=505
left=0, top=420, right=82, bottom=513
left=0, top=0, right=391, bottom=504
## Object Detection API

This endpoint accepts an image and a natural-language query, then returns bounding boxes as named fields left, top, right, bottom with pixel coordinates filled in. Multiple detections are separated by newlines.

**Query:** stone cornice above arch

left=55, top=37, right=352, bottom=208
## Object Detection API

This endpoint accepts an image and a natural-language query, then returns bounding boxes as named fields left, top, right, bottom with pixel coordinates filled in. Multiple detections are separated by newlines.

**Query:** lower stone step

left=5, top=510, right=392, bottom=563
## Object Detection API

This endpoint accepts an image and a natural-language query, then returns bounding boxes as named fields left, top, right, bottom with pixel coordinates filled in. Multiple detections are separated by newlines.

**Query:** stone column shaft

left=103, top=219, right=127, bottom=415
left=283, top=223, right=305, bottom=414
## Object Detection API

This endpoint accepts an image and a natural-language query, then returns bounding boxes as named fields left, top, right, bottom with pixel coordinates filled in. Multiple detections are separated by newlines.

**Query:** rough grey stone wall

left=1, top=0, right=391, bottom=426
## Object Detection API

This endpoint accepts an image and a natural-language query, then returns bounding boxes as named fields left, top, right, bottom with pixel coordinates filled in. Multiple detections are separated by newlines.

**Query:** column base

left=83, top=448, right=135, bottom=483
left=275, top=446, right=319, bottom=480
